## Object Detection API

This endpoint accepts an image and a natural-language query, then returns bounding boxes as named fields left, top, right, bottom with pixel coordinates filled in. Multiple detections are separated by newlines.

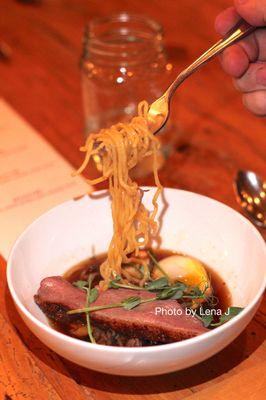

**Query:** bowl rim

left=7, top=187, right=266, bottom=355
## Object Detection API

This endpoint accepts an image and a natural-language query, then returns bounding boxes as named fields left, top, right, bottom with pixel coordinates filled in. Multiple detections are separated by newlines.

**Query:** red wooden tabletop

left=0, top=1, right=265, bottom=399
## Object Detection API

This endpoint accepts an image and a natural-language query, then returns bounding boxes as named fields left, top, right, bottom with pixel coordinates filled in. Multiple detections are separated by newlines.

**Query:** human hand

left=215, top=0, right=266, bottom=116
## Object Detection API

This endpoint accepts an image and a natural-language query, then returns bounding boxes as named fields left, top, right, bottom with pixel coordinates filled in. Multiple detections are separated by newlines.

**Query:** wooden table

left=0, top=1, right=265, bottom=399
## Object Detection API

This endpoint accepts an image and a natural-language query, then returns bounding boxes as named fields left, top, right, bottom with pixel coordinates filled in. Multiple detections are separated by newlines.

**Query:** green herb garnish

left=108, top=275, right=209, bottom=303
left=167, top=289, right=184, bottom=300
left=85, top=274, right=98, bottom=343
left=195, top=306, right=244, bottom=328
left=71, top=267, right=242, bottom=332
left=146, top=277, right=169, bottom=290
left=121, top=296, right=142, bottom=310
left=73, top=280, right=88, bottom=289
left=109, top=280, right=146, bottom=291
left=73, top=275, right=98, bottom=343
left=89, top=287, right=99, bottom=303
left=199, top=314, right=213, bottom=328
left=211, top=307, right=243, bottom=327
left=67, top=295, right=156, bottom=315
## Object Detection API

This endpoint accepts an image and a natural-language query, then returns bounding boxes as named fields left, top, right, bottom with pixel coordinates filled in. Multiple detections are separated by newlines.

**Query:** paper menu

left=0, top=98, right=90, bottom=259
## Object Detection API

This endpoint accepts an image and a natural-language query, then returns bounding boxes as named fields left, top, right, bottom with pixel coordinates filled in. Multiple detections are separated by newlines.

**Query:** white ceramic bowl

left=7, top=188, right=266, bottom=376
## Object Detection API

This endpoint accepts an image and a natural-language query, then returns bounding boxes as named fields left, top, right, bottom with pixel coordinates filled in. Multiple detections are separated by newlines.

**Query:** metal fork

left=147, top=19, right=257, bottom=134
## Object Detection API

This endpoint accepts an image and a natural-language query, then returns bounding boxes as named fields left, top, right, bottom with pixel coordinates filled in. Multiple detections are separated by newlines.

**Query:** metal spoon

left=147, top=19, right=256, bottom=134
left=234, top=171, right=266, bottom=228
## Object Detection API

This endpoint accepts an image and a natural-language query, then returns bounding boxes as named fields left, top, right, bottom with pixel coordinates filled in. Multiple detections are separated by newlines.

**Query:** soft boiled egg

left=152, top=254, right=212, bottom=297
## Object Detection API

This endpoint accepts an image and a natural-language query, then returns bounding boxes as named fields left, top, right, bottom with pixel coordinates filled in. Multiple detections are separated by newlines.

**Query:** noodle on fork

left=74, top=100, right=162, bottom=288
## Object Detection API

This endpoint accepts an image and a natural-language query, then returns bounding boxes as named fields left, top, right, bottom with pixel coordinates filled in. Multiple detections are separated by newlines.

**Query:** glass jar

left=80, top=13, right=175, bottom=175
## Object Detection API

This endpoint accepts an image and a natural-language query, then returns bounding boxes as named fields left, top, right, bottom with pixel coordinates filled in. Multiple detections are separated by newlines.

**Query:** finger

left=242, top=90, right=266, bottom=116
left=215, top=7, right=260, bottom=77
left=234, top=0, right=266, bottom=27
left=241, top=29, right=266, bottom=64
left=255, top=29, right=266, bottom=60
left=219, top=45, right=250, bottom=77
left=215, top=7, right=239, bottom=35
left=234, top=62, right=266, bottom=92
left=221, top=27, right=266, bottom=77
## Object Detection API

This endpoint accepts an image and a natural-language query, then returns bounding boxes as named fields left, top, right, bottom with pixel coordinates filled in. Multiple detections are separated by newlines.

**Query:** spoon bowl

left=234, top=170, right=266, bottom=228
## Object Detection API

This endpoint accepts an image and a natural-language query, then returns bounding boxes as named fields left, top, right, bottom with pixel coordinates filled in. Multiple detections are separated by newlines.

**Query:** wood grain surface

left=0, top=1, right=265, bottom=399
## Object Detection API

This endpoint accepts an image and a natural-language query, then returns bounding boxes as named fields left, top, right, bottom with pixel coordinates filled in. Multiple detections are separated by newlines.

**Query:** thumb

left=234, top=0, right=266, bottom=26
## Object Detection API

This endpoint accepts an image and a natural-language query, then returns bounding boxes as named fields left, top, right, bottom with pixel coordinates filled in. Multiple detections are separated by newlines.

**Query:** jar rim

left=87, top=12, right=163, bottom=48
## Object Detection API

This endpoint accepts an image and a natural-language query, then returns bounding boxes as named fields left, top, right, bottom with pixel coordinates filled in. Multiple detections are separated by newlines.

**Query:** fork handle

left=224, top=18, right=255, bottom=41
left=167, top=19, right=256, bottom=99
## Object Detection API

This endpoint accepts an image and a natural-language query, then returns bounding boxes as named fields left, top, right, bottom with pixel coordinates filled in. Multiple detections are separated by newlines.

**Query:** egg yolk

left=152, top=255, right=211, bottom=296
